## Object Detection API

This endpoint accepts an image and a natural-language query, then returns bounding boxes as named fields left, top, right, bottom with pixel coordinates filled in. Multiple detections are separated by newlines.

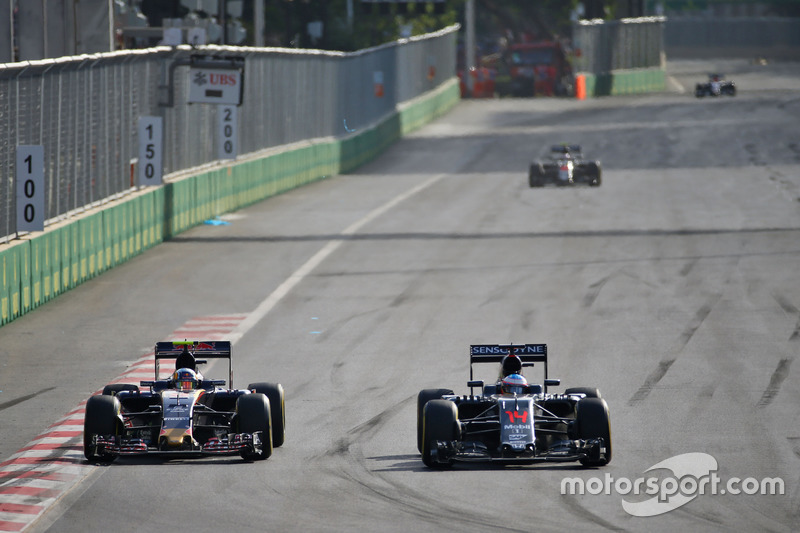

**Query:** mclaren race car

left=695, top=74, right=736, bottom=97
left=83, top=340, right=285, bottom=462
left=529, top=145, right=601, bottom=187
left=417, top=343, right=611, bottom=468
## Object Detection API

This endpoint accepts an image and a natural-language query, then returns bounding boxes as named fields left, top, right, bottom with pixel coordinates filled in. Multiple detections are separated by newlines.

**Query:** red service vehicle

left=495, top=41, right=573, bottom=97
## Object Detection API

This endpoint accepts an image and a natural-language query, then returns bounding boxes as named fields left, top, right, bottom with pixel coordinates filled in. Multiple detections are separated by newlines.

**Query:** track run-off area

left=1, top=59, right=799, bottom=532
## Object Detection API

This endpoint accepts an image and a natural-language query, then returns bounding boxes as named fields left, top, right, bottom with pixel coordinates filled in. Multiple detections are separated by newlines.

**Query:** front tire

left=586, top=162, right=602, bottom=187
left=237, top=393, right=273, bottom=460
left=417, top=388, right=453, bottom=452
left=421, top=400, right=459, bottom=468
left=84, top=394, right=120, bottom=463
left=529, top=163, right=544, bottom=187
left=576, top=397, right=612, bottom=467
left=247, top=382, right=285, bottom=447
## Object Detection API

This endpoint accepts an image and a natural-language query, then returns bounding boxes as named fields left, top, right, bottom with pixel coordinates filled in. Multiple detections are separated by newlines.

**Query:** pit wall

left=0, top=78, right=460, bottom=326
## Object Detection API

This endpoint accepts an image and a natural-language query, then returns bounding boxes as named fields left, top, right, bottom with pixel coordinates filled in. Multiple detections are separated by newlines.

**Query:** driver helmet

left=173, top=368, right=198, bottom=391
left=500, top=354, right=523, bottom=378
left=501, top=373, right=528, bottom=395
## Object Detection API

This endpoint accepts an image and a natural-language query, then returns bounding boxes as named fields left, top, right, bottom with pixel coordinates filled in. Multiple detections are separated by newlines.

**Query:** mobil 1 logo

left=138, top=116, right=163, bottom=186
left=218, top=105, right=238, bottom=160
left=16, top=145, right=45, bottom=232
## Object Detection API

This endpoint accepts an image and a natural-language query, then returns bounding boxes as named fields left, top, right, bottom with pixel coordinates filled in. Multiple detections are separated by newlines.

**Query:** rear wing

left=469, top=343, right=550, bottom=387
left=154, top=341, right=233, bottom=386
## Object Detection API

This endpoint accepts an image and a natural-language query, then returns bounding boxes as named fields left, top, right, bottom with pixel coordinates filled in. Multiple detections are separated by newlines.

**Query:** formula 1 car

left=83, top=340, right=285, bottom=463
left=529, top=145, right=601, bottom=187
left=695, top=74, right=736, bottom=97
left=417, top=344, right=611, bottom=468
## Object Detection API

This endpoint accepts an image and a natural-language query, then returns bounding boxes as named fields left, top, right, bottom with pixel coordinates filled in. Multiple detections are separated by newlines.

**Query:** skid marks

left=628, top=296, right=719, bottom=406
left=317, top=396, right=551, bottom=532
left=756, top=358, right=793, bottom=409
left=772, top=293, right=800, bottom=342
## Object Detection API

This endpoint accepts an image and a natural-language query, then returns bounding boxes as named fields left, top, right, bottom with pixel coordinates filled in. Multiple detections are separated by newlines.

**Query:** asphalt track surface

left=1, top=59, right=799, bottom=532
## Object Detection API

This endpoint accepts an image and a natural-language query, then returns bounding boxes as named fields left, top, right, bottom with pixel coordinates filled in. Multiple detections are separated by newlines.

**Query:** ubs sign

left=188, top=67, right=243, bottom=105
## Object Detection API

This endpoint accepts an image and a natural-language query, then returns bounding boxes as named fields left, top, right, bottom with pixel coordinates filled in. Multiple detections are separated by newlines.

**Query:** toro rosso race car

left=83, top=341, right=285, bottom=462
left=417, top=344, right=611, bottom=468
left=529, top=145, right=601, bottom=187
left=695, top=74, right=736, bottom=97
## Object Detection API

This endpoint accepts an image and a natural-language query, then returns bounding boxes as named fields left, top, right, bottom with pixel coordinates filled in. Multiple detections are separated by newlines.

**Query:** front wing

left=427, top=437, right=607, bottom=465
left=87, top=431, right=267, bottom=458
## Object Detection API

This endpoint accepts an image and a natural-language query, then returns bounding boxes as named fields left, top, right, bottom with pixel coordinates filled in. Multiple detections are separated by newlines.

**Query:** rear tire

left=586, top=161, right=602, bottom=187
left=421, top=400, right=458, bottom=468
left=576, top=397, right=612, bottom=466
left=417, top=388, right=453, bottom=452
left=84, top=394, right=120, bottom=463
left=102, top=384, right=139, bottom=396
left=247, top=382, right=286, bottom=447
left=565, top=387, right=601, bottom=398
left=237, top=393, right=273, bottom=460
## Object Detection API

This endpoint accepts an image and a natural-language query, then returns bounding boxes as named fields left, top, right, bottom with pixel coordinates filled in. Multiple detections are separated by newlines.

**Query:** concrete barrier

left=580, top=67, right=666, bottom=97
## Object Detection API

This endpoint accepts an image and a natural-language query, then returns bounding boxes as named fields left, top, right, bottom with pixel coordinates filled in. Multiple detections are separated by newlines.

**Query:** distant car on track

left=529, top=145, right=601, bottom=187
left=83, top=340, right=285, bottom=463
left=695, top=74, right=736, bottom=97
left=417, top=343, right=612, bottom=468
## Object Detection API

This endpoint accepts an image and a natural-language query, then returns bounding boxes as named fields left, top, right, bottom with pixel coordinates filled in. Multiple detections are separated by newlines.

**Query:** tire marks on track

left=773, top=293, right=800, bottom=342
left=629, top=296, right=719, bottom=406
left=0, top=314, right=247, bottom=533
left=756, top=358, right=793, bottom=408
left=318, top=396, right=551, bottom=532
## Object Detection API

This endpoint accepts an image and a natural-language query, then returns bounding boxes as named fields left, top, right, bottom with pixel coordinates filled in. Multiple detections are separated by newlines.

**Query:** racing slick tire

left=237, top=393, right=273, bottom=461
left=565, top=387, right=601, bottom=399
left=421, top=400, right=459, bottom=468
left=695, top=84, right=707, bottom=98
left=724, top=84, right=736, bottom=96
left=529, top=163, right=544, bottom=187
left=575, top=397, right=612, bottom=467
left=586, top=161, right=602, bottom=187
left=102, top=383, right=139, bottom=396
left=247, top=382, right=286, bottom=448
left=417, top=388, right=454, bottom=452
left=84, top=394, right=121, bottom=463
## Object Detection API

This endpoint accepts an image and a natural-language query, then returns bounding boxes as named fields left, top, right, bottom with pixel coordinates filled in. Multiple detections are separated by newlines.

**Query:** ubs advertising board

left=188, top=67, right=243, bottom=105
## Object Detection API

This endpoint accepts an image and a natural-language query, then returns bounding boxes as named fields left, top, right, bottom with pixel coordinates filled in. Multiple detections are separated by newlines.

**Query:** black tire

left=417, top=388, right=453, bottom=452
left=586, top=162, right=602, bottom=187
left=576, top=397, right=612, bottom=467
left=247, top=382, right=286, bottom=448
left=84, top=394, right=120, bottom=463
left=565, top=387, right=601, bottom=399
left=529, top=163, right=544, bottom=187
left=102, top=383, right=139, bottom=396
left=421, top=400, right=458, bottom=468
left=695, top=84, right=705, bottom=98
left=727, top=84, right=736, bottom=96
left=237, top=393, right=273, bottom=460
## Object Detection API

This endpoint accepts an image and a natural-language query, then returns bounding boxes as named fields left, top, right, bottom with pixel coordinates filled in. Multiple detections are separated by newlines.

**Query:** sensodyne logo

left=561, top=452, right=785, bottom=517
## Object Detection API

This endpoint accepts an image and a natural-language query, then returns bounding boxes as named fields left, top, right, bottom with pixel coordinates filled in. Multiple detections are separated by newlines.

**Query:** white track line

left=228, top=173, right=446, bottom=345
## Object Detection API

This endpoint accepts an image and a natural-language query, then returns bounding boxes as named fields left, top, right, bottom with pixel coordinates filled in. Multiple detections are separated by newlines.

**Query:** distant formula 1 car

left=417, top=343, right=611, bottom=468
left=83, top=340, right=285, bottom=462
left=529, top=145, right=601, bottom=187
left=695, top=74, right=736, bottom=97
